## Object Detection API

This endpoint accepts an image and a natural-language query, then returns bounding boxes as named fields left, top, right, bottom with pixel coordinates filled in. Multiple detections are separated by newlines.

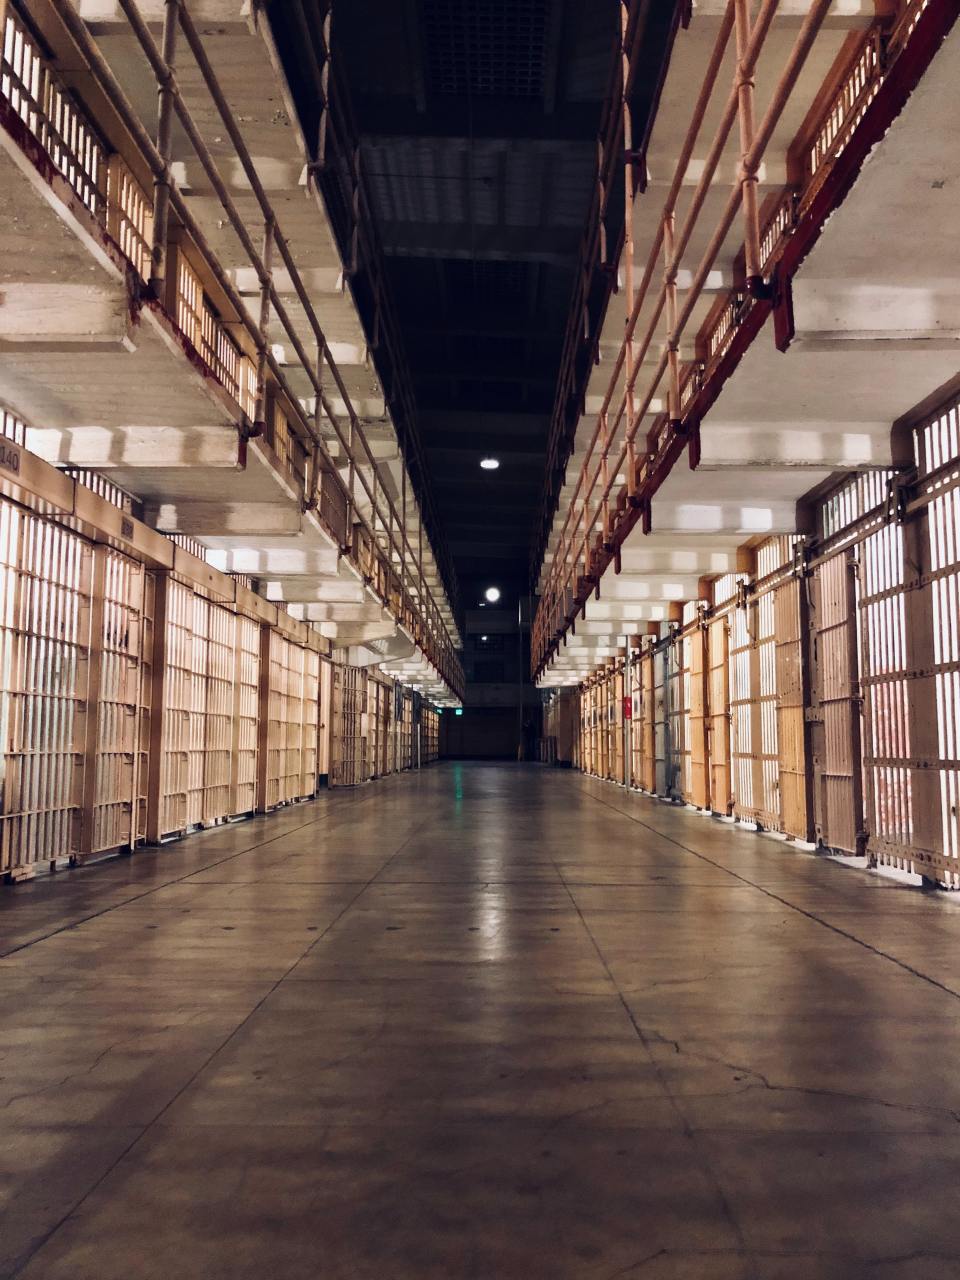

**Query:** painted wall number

left=0, top=443, right=22, bottom=475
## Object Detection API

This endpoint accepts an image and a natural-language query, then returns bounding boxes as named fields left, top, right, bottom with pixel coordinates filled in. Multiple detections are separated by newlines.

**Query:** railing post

left=620, top=0, right=638, bottom=496
left=600, top=410, right=611, bottom=543
left=346, top=413, right=358, bottom=532
left=305, top=445, right=321, bottom=512
left=417, top=512, right=424, bottom=599
left=348, top=145, right=361, bottom=276
left=149, top=0, right=180, bottom=300
left=623, top=634, right=633, bottom=791
left=663, top=213, right=681, bottom=426
left=77, top=543, right=107, bottom=860
left=401, top=464, right=408, bottom=607
left=105, top=154, right=123, bottom=249
left=145, top=571, right=170, bottom=845
left=734, top=0, right=764, bottom=294
left=255, top=622, right=272, bottom=814
left=581, top=503, right=590, bottom=582
left=316, top=6, right=332, bottom=169
left=253, top=215, right=275, bottom=436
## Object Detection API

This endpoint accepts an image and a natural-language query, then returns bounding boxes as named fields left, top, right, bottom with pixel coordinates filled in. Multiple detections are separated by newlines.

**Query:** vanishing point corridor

left=2, top=0, right=960, bottom=1272
left=3, top=763, right=960, bottom=1279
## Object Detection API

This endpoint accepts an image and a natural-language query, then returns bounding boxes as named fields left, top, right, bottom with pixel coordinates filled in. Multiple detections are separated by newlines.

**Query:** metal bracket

left=791, top=535, right=811, bottom=579
left=746, top=274, right=774, bottom=301
left=888, top=469, right=914, bottom=524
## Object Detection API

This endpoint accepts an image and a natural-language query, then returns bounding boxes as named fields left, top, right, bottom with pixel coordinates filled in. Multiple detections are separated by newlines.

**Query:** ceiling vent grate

left=443, top=259, right=530, bottom=312
left=422, top=0, right=550, bottom=100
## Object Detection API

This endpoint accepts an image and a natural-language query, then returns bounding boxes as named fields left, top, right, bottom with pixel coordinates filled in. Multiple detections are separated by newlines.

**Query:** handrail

left=531, top=0, right=933, bottom=680
left=299, top=3, right=461, bottom=621
left=8, top=0, right=462, bottom=697
left=531, top=0, right=685, bottom=583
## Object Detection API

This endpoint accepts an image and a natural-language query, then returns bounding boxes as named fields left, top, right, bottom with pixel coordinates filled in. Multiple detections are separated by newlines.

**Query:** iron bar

left=48, top=0, right=460, bottom=690
left=533, top=0, right=845, bottom=675
left=148, top=0, right=179, bottom=297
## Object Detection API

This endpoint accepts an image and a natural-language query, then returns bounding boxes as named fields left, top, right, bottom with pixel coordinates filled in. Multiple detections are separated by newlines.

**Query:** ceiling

left=330, top=0, right=619, bottom=612
left=270, top=0, right=678, bottom=620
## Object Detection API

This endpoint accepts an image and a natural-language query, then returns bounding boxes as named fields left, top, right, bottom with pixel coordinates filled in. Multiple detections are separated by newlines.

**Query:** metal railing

left=1, top=5, right=103, bottom=212
left=1, top=0, right=463, bottom=700
left=531, top=0, right=686, bottom=582
left=531, top=0, right=937, bottom=678
left=288, top=0, right=460, bottom=622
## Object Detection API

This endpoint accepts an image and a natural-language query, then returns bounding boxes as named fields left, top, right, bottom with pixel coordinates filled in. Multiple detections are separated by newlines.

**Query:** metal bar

left=144, top=571, right=169, bottom=844
left=45, top=0, right=461, bottom=695
left=734, top=0, right=763, bottom=288
left=149, top=0, right=179, bottom=296
left=253, top=214, right=275, bottom=434
left=77, top=543, right=107, bottom=856
left=532, top=0, right=853, bottom=676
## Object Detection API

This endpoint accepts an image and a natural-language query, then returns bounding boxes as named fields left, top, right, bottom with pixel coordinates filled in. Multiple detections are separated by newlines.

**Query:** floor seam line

left=547, top=849, right=758, bottom=1277
left=581, top=778, right=960, bottom=1003
left=7, top=805, right=430, bottom=1279
left=0, top=787, right=380, bottom=961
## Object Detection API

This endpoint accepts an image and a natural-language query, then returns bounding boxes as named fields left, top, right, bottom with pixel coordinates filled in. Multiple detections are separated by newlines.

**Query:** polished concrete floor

left=2, top=763, right=960, bottom=1279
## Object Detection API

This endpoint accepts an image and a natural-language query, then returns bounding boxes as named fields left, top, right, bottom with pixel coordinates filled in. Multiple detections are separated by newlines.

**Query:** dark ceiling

left=270, top=0, right=679, bottom=621
left=331, top=0, right=617, bottom=611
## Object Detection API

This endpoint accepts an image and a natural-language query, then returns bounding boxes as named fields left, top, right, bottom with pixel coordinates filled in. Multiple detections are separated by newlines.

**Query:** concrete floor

left=2, top=765, right=960, bottom=1279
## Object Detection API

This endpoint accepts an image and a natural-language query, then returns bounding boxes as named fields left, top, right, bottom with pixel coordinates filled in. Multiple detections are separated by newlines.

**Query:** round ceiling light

left=484, top=587, right=501, bottom=604
left=480, top=457, right=500, bottom=470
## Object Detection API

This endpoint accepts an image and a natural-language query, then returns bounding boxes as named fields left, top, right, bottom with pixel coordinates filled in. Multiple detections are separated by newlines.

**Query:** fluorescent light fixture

left=484, top=586, right=501, bottom=603
left=480, top=457, right=500, bottom=471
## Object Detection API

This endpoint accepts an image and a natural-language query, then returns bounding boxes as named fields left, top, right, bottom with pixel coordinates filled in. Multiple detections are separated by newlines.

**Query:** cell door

left=230, top=614, right=260, bottom=817
left=653, top=647, right=668, bottom=795
left=774, top=576, right=810, bottom=840
left=640, top=648, right=656, bottom=792
left=687, top=625, right=710, bottom=810
left=91, top=550, right=151, bottom=855
left=628, top=655, right=642, bottom=789
left=808, top=549, right=865, bottom=854
left=330, top=663, right=367, bottom=786
left=664, top=639, right=684, bottom=800
left=729, top=598, right=757, bottom=824
left=707, top=615, right=732, bottom=815
left=598, top=678, right=610, bottom=780
left=611, top=666, right=625, bottom=783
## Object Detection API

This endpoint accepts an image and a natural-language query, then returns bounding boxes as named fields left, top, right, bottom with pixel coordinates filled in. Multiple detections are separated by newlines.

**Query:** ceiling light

left=481, top=635, right=488, bottom=642
left=484, top=587, right=501, bottom=604
left=480, top=457, right=500, bottom=471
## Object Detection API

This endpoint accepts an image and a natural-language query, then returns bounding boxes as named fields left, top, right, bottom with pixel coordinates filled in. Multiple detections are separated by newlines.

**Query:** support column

left=255, top=623, right=272, bottom=814
left=145, top=571, right=170, bottom=845
left=623, top=637, right=634, bottom=790
left=253, top=217, right=276, bottom=436
left=620, top=0, right=638, bottom=496
left=901, top=510, right=941, bottom=882
left=77, top=545, right=107, bottom=859
left=149, top=0, right=181, bottom=299
left=228, top=615, right=246, bottom=817
left=734, top=0, right=764, bottom=293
